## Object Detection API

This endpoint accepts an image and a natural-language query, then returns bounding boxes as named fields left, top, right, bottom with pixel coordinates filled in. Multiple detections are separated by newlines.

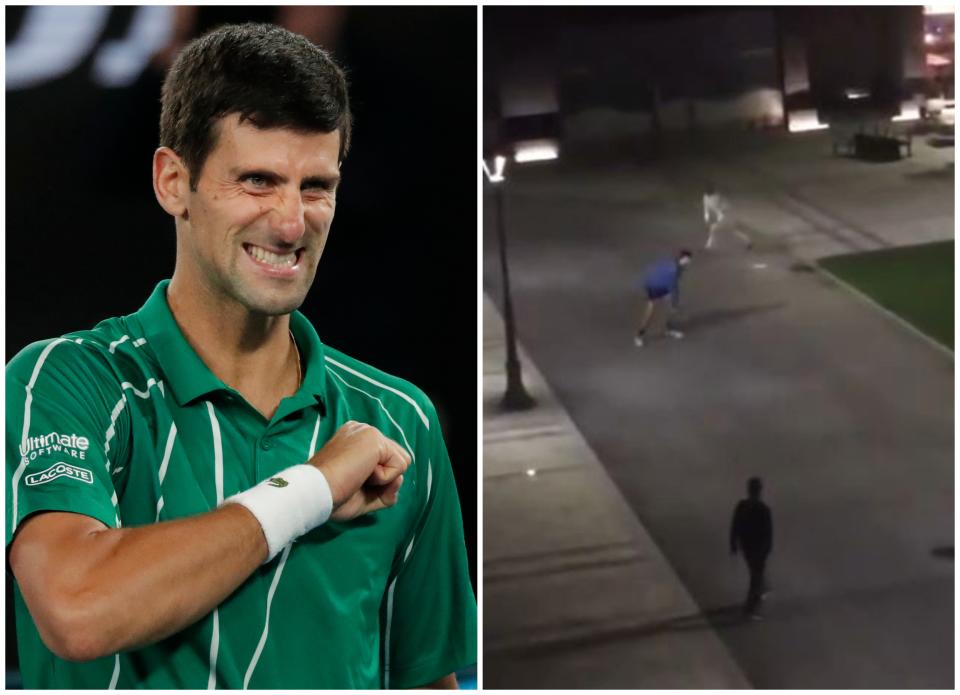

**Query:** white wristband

left=223, top=464, right=334, bottom=563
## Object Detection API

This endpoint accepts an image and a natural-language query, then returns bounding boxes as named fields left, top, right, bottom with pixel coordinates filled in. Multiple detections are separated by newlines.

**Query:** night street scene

left=483, top=6, right=953, bottom=689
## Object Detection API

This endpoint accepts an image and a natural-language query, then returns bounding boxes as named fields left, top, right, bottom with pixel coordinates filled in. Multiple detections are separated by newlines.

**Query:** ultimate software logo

left=19, top=431, right=90, bottom=462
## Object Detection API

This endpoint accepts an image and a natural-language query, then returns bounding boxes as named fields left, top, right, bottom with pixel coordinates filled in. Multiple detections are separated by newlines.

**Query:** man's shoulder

left=321, top=345, right=437, bottom=430
left=6, top=317, right=134, bottom=385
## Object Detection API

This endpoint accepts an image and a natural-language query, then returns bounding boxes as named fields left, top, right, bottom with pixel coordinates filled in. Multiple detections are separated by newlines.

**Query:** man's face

left=179, top=114, right=341, bottom=316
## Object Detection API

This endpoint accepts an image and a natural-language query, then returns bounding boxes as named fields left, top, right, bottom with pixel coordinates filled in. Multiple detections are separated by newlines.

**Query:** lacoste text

left=25, top=462, right=94, bottom=487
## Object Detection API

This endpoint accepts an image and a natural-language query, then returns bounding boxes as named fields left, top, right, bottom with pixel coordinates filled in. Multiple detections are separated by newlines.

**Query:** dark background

left=6, top=5, right=477, bottom=676
left=484, top=6, right=923, bottom=137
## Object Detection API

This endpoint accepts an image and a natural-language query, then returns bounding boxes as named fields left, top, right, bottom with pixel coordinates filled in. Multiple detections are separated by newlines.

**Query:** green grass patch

left=819, top=241, right=954, bottom=350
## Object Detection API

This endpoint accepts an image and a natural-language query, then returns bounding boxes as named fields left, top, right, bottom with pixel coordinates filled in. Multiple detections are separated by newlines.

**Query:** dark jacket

left=730, top=498, right=773, bottom=557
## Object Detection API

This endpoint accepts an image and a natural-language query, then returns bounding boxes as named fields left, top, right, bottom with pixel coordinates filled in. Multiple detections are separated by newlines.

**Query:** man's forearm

left=12, top=504, right=267, bottom=661
left=12, top=421, right=410, bottom=663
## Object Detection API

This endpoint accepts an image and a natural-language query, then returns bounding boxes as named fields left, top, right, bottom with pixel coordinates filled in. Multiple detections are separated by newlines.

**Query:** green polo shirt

left=6, top=280, right=476, bottom=689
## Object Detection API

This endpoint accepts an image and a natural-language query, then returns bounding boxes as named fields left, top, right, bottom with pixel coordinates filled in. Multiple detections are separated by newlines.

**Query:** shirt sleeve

left=6, top=338, right=128, bottom=547
left=384, top=405, right=477, bottom=688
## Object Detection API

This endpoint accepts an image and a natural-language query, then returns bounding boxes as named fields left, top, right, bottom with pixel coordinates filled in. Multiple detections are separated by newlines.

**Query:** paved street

left=484, top=297, right=749, bottom=689
left=483, top=129, right=954, bottom=688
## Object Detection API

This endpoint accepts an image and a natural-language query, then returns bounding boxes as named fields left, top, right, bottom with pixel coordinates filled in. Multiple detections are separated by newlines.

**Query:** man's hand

left=307, top=421, right=411, bottom=521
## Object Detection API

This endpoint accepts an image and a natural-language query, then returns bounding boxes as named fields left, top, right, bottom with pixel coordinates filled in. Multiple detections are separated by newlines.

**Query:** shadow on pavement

left=930, top=545, right=954, bottom=560
left=679, top=302, right=787, bottom=333
left=488, top=604, right=751, bottom=659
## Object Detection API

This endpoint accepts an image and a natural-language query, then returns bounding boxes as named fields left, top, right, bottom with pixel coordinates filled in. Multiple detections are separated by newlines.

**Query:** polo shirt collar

left=289, top=304, right=328, bottom=408
left=134, top=280, right=327, bottom=409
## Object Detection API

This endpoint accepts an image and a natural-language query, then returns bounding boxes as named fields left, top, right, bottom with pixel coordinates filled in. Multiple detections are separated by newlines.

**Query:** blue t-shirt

left=643, top=259, right=680, bottom=294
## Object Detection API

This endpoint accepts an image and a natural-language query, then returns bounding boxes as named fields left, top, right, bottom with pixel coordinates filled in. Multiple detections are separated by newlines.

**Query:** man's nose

left=270, top=188, right=306, bottom=243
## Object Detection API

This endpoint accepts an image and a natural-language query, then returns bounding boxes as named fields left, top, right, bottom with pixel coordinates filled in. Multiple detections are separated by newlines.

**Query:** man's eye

left=244, top=175, right=268, bottom=187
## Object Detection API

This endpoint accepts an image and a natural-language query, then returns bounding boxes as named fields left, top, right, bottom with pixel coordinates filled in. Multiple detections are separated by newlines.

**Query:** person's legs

left=744, top=554, right=765, bottom=616
left=707, top=213, right=752, bottom=250
left=635, top=295, right=658, bottom=346
left=665, top=305, right=684, bottom=339
left=705, top=219, right=718, bottom=249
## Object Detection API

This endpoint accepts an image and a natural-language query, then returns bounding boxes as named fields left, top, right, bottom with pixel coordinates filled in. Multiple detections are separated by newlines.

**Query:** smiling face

left=175, top=114, right=341, bottom=317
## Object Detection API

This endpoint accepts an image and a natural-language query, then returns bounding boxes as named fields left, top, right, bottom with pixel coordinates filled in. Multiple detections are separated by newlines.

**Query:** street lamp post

left=484, top=155, right=535, bottom=411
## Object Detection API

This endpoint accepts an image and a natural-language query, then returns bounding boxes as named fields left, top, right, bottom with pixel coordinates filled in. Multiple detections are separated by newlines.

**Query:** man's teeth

left=248, top=245, right=296, bottom=267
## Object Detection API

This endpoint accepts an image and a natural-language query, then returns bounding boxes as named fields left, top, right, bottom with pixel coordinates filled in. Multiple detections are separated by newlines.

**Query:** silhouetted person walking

left=730, top=477, right=772, bottom=619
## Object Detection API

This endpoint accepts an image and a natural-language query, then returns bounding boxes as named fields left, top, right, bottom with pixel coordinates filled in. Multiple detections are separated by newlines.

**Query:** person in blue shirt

left=634, top=249, right=692, bottom=347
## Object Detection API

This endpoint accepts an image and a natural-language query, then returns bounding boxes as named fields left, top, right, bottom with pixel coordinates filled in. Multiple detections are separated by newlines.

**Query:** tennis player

left=703, top=183, right=751, bottom=250
left=634, top=249, right=692, bottom=347
left=7, top=23, right=475, bottom=689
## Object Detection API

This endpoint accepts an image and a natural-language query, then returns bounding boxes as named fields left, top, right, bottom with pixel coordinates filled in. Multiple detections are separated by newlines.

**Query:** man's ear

left=153, top=147, right=191, bottom=219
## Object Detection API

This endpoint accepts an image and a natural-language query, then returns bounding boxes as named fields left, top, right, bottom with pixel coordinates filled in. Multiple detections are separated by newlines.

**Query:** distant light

left=845, top=88, right=870, bottom=100
left=925, top=32, right=937, bottom=45
left=788, top=110, right=828, bottom=133
left=893, top=104, right=922, bottom=122
left=514, top=140, right=559, bottom=164
left=925, top=4, right=954, bottom=15
left=525, top=468, right=537, bottom=477
left=482, top=155, right=507, bottom=184
left=752, top=263, right=768, bottom=270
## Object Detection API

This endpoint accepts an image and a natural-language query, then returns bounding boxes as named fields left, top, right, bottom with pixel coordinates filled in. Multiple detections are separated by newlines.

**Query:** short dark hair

left=160, top=23, right=352, bottom=189
left=678, top=248, right=693, bottom=260
left=747, top=477, right=763, bottom=497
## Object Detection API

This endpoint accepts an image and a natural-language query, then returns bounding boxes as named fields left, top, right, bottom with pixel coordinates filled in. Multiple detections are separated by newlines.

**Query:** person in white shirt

left=703, top=183, right=752, bottom=250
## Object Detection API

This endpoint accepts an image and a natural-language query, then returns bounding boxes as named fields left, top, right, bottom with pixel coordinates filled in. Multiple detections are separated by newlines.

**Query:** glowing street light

left=513, top=139, right=560, bottom=163
left=787, top=109, right=829, bottom=133
left=483, top=154, right=535, bottom=411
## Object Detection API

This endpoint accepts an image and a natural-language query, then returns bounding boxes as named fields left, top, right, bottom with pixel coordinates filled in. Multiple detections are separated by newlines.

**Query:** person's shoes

left=666, top=329, right=684, bottom=340
left=634, top=335, right=645, bottom=348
